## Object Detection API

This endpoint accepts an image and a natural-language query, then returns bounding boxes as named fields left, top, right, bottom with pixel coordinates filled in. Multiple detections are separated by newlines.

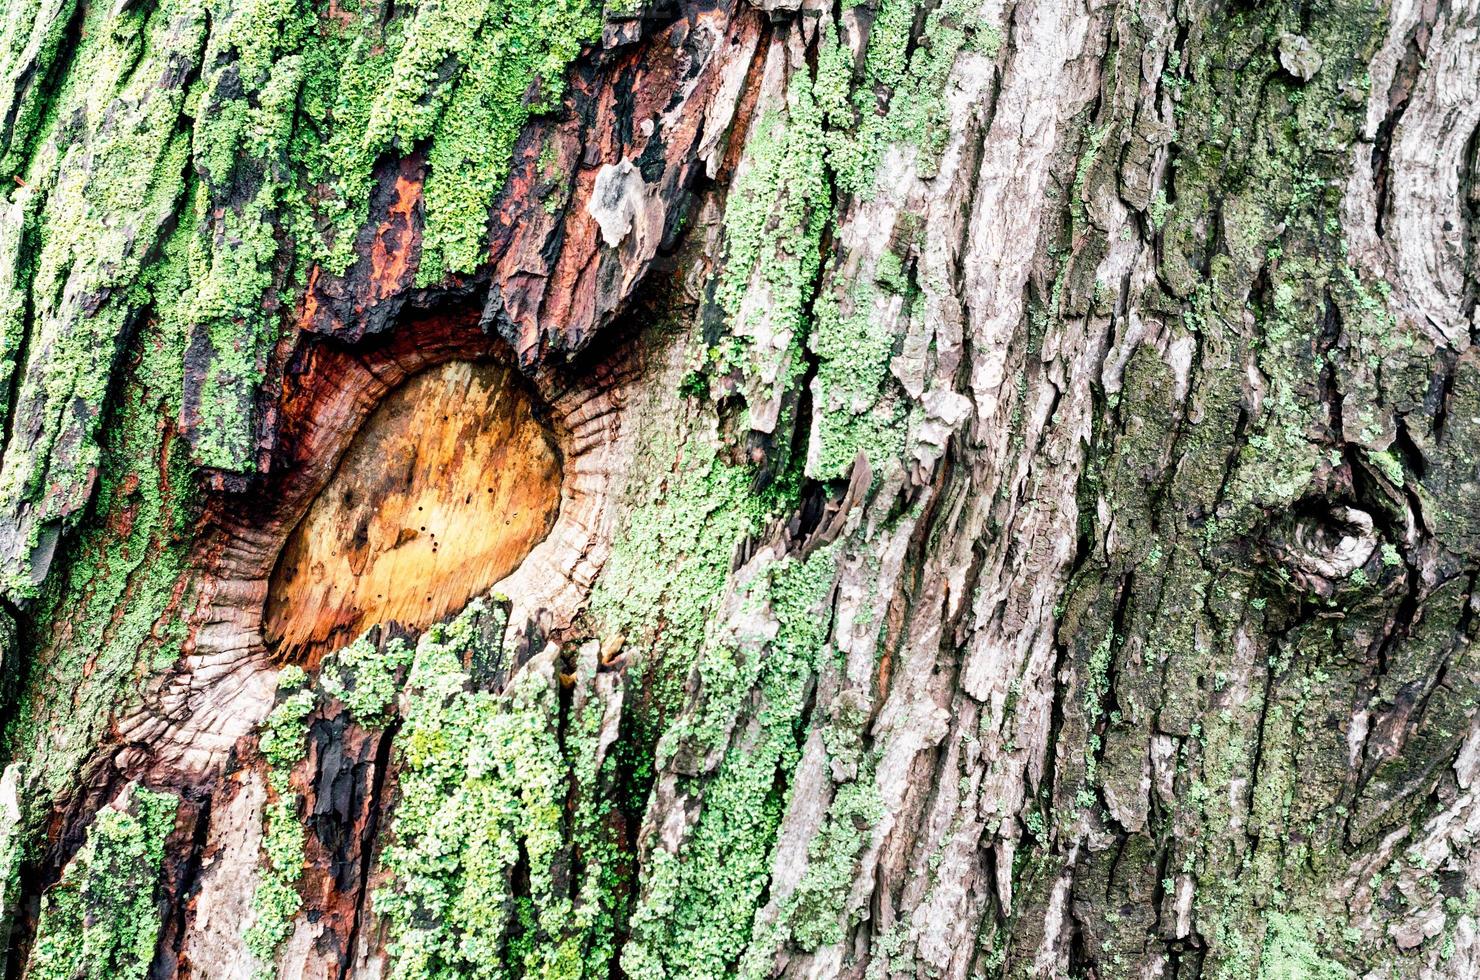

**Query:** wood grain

left=263, top=360, right=561, bottom=663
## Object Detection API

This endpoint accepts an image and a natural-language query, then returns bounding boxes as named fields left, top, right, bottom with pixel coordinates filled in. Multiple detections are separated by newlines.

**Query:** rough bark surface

left=0, top=0, right=1476, bottom=978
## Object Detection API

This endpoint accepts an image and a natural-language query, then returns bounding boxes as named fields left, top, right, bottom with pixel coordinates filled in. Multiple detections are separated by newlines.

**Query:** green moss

left=25, top=787, right=178, bottom=980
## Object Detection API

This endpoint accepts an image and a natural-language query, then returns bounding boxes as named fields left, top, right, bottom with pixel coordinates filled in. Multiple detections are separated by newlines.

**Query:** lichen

left=1257, top=912, right=1352, bottom=980
left=587, top=415, right=778, bottom=715
left=371, top=600, right=614, bottom=980
left=25, top=787, right=179, bottom=980
left=621, top=548, right=837, bottom=980
left=712, top=83, right=830, bottom=422
left=320, top=633, right=414, bottom=725
left=826, top=0, right=1002, bottom=196
left=244, top=666, right=315, bottom=973
left=183, top=0, right=315, bottom=469
left=0, top=762, right=24, bottom=950
left=393, top=0, right=601, bottom=277
left=0, top=0, right=206, bottom=593
left=0, top=0, right=603, bottom=482
left=807, top=271, right=909, bottom=479
left=706, top=0, right=991, bottom=472
left=744, top=722, right=882, bottom=963
left=4, top=189, right=201, bottom=799
left=0, top=0, right=81, bottom=180
left=1035, top=3, right=1415, bottom=977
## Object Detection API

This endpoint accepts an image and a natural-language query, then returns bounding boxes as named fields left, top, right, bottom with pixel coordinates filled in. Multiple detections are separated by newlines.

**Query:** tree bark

left=0, top=0, right=1476, bottom=977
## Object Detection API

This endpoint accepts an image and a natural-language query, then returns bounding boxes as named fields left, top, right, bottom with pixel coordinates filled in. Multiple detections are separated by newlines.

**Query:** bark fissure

left=2, top=0, right=1479, bottom=977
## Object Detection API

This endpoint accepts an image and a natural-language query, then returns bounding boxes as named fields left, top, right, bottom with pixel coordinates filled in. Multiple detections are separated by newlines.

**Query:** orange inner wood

left=263, top=360, right=561, bottom=663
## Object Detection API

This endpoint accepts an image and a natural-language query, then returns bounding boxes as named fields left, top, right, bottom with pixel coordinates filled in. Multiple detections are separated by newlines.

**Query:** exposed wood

left=263, top=360, right=562, bottom=663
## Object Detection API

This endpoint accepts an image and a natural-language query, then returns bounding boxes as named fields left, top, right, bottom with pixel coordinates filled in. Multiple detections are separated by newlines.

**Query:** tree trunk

left=0, top=0, right=1476, bottom=977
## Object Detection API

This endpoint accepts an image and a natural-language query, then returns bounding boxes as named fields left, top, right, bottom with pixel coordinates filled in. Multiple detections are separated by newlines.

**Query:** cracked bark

left=0, top=0, right=1477, bottom=978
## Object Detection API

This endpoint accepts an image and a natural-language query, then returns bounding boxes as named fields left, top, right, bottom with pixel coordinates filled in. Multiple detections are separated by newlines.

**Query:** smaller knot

left=1273, top=505, right=1378, bottom=594
left=1278, top=34, right=1323, bottom=82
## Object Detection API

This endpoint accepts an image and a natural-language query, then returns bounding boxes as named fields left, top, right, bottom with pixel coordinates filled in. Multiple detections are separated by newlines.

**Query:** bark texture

left=0, top=0, right=1476, bottom=978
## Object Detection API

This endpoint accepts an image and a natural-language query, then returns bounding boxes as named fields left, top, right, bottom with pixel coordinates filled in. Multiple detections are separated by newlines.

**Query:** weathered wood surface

left=0, top=0, right=1477, bottom=978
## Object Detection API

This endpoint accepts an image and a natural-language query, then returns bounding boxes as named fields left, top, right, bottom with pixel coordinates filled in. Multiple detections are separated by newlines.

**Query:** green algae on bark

left=1030, top=1, right=1458, bottom=975
left=0, top=0, right=1476, bottom=976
